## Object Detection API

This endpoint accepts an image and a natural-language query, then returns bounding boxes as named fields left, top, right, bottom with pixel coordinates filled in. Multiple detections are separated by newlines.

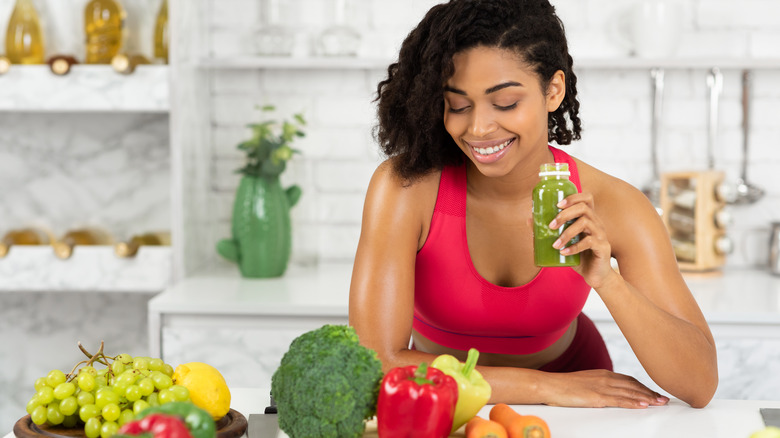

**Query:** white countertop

left=6, top=388, right=780, bottom=438
left=149, top=264, right=780, bottom=325
left=210, top=388, right=780, bottom=438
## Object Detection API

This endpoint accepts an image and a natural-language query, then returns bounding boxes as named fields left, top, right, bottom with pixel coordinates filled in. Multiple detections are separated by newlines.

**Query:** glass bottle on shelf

left=5, top=0, right=45, bottom=64
left=153, top=0, right=169, bottom=63
left=53, top=228, right=113, bottom=260
left=318, top=0, right=361, bottom=57
left=114, top=231, right=170, bottom=258
left=84, top=0, right=126, bottom=64
left=0, top=227, right=51, bottom=258
left=255, top=0, right=294, bottom=56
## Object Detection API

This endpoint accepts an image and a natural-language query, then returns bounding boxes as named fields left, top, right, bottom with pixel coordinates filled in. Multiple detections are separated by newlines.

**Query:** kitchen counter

left=5, top=387, right=780, bottom=438
left=227, top=388, right=780, bottom=438
left=147, top=265, right=780, bottom=399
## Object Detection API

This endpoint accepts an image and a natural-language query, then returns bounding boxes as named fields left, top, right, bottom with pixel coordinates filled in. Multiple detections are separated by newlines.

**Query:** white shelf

left=0, top=65, right=169, bottom=112
left=0, top=246, right=173, bottom=292
left=199, top=55, right=780, bottom=71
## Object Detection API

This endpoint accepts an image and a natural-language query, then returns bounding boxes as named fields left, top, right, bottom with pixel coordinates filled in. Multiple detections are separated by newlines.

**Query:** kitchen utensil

left=642, top=68, right=665, bottom=213
left=732, top=70, right=765, bottom=204
left=761, top=408, right=780, bottom=427
left=248, top=414, right=281, bottom=438
left=770, top=222, right=780, bottom=276
left=706, top=67, right=723, bottom=171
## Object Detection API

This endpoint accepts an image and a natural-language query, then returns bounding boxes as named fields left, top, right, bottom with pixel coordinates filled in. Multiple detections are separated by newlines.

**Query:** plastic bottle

left=532, top=163, right=580, bottom=267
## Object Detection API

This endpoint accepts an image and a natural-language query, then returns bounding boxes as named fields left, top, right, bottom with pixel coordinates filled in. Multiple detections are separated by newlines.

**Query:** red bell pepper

left=377, top=362, right=458, bottom=438
left=117, top=413, right=194, bottom=438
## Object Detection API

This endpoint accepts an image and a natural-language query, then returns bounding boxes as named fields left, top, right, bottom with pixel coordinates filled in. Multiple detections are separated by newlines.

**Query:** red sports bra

left=413, top=146, right=591, bottom=355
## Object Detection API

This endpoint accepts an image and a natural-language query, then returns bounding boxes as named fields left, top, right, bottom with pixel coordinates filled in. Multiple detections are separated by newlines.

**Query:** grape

left=132, top=399, right=150, bottom=415
left=31, top=405, right=48, bottom=425
left=79, top=404, right=100, bottom=422
left=170, top=385, right=190, bottom=402
left=77, top=391, right=95, bottom=407
left=47, top=404, right=65, bottom=425
left=84, top=417, right=102, bottom=438
left=46, top=370, right=67, bottom=387
left=161, top=364, right=174, bottom=376
left=54, top=382, right=76, bottom=399
left=37, top=386, right=55, bottom=405
left=117, top=370, right=138, bottom=386
left=118, top=409, right=134, bottom=426
left=115, top=353, right=133, bottom=365
left=34, top=377, right=49, bottom=392
left=78, top=372, right=96, bottom=392
left=151, top=372, right=172, bottom=390
left=111, top=361, right=125, bottom=375
left=63, top=414, right=79, bottom=428
left=148, top=358, right=164, bottom=372
left=60, top=396, right=78, bottom=416
left=26, top=397, right=41, bottom=415
left=101, top=403, right=120, bottom=422
left=95, top=387, right=119, bottom=409
left=81, top=366, right=97, bottom=376
left=100, top=421, right=118, bottom=438
left=138, top=377, right=155, bottom=396
left=146, top=392, right=159, bottom=407
left=158, top=388, right=176, bottom=404
left=133, top=357, right=149, bottom=370
left=125, top=385, right=142, bottom=402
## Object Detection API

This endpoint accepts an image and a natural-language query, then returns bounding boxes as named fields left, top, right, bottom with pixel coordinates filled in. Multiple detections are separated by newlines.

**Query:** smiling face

left=443, top=46, right=565, bottom=178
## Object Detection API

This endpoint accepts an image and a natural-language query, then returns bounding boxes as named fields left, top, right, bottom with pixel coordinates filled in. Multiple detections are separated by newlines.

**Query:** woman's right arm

left=348, top=161, right=665, bottom=408
left=349, top=160, right=437, bottom=370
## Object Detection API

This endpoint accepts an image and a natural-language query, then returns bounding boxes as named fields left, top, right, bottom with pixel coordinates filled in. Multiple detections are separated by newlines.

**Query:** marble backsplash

left=0, top=292, right=154, bottom=433
left=0, top=112, right=170, bottom=239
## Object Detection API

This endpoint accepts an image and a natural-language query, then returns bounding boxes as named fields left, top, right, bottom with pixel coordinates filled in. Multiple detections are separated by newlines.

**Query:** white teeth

left=473, top=139, right=512, bottom=156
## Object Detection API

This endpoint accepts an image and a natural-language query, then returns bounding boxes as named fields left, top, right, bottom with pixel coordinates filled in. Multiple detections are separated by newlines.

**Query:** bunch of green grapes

left=25, top=343, right=190, bottom=438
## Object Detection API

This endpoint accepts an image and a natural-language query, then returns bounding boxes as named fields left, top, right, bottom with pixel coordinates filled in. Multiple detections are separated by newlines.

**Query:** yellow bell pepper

left=431, top=348, right=492, bottom=433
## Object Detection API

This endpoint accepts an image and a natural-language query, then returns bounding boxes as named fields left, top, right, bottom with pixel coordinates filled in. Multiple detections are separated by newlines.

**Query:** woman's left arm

left=553, top=171, right=717, bottom=408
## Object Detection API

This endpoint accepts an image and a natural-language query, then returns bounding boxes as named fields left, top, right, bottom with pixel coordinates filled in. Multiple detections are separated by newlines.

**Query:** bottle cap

left=538, top=162, right=570, bottom=177
left=53, top=242, right=74, bottom=259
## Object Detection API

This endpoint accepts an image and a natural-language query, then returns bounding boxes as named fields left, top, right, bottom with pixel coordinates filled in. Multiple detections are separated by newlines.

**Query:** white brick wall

left=205, top=0, right=780, bottom=268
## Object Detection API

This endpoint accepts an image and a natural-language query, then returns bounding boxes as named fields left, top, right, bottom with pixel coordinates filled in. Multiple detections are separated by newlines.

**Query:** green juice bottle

left=533, top=163, right=580, bottom=267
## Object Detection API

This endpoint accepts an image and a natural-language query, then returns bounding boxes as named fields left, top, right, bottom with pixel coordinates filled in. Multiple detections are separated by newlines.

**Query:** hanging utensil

left=706, top=67, right=723, bottom=171
left=732, top=69, right=765, bottom=204
left=642, top=68, right=664, bottom=214
left=707, top=68, right=738, bottom=203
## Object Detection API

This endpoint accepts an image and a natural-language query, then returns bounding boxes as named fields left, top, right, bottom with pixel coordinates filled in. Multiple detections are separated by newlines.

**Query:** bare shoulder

left=572, top=157, right=670, bottom=259
left=363, top=158, right=441, bottom=248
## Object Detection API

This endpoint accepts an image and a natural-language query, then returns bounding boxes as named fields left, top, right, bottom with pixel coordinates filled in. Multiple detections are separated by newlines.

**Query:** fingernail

left=560, top=247, right=570, bottom=255
left=639, top=401, right=649, bottom=407
left=557, top=200, right=567, bottom=208
left=657, top=397, right=668, bottom=404
left=549, top=219, right=558, bottom=229
left=552, top=239, right=562, bottom=249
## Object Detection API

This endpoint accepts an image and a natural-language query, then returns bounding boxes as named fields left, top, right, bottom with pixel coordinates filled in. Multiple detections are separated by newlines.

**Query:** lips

left=466, top=137, right=514, bottom=163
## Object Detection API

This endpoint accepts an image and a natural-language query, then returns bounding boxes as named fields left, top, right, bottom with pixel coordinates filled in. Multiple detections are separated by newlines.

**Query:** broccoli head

left=271, top=324, right=384, bottom=438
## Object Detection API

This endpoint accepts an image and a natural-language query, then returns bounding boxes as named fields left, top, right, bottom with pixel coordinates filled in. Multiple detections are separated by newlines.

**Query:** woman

left=348, top=0, right=717, bottom=408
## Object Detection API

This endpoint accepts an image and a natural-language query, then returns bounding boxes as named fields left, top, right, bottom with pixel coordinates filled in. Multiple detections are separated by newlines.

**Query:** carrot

left=489, top=404, right=551, bottom=438
left=465, top=416, right=508, bottom=438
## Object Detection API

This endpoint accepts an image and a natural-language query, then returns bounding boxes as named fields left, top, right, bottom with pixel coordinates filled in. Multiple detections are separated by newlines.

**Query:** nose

left=468, top=106, right=497, bottom=137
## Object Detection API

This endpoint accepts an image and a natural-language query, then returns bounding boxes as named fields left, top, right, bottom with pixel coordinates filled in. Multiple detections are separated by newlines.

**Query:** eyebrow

left=444, top=81, right=523, bottom=96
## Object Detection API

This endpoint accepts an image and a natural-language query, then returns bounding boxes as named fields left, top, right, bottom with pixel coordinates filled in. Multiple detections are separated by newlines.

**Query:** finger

left=558, top=192, right=595, bottom=210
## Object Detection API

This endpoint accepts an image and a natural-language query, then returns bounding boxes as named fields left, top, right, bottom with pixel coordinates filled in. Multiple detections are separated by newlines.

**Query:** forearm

left=596, top=271, right=718, bottom=407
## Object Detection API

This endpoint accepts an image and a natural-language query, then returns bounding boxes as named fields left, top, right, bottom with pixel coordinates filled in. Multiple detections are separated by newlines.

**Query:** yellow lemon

left=172, top=362, right=231, bottom=420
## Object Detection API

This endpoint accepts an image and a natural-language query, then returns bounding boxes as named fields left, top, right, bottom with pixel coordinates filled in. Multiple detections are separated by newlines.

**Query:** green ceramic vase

left=217, top=175, right=301, bottom=278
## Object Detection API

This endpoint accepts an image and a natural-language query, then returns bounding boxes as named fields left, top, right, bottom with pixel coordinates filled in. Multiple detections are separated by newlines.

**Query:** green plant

left=237, top=105, right=306, bottom=178
left=271, top=325, right=384, bottom=438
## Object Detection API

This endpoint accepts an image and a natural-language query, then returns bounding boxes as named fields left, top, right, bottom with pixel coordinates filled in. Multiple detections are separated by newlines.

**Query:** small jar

left=532, top=163, right=580, bottom=267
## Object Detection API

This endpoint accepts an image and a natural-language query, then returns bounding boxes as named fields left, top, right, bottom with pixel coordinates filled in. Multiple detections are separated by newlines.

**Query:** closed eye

left=495, top=102, right=517, bottom=111
left=448, top=106, right=469, bottom=114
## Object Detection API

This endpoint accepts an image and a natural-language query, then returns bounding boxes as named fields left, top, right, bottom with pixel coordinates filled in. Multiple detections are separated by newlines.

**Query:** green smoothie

left=533, top=163, right=580, bottom=267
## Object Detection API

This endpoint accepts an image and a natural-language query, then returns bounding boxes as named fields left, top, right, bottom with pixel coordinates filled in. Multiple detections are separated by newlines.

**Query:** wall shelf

left=0, top=246, right=172, bottom=293
left=199, top=55, right=780, bottom=71
left=0, top=65, right=170, bottom=112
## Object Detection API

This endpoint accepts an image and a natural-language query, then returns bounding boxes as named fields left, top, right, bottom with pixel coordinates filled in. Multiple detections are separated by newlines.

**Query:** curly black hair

left=375, top=0, right=582, bottom=181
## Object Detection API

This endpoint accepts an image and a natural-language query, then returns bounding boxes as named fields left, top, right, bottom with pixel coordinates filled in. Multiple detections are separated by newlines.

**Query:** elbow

left=684, top=369, right=718, bottom=409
